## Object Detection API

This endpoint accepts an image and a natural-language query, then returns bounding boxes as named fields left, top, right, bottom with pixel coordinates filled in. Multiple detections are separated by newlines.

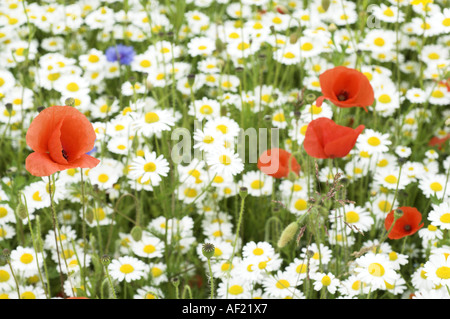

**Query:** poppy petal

left=25, top=152, right=65, bottom=177
left=47, top=118, right=68, bottom=165
left=59, top=113, right=97, bottom=161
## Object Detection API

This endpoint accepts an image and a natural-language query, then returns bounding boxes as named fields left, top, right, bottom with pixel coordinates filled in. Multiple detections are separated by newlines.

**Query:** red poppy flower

left=384, top=206, right=424, bottom=240
left=25, top=105, right=100, bottom=177
left=303, top=117, right=364, bottom=159
left=315, top=66, right=374, bottom=111
left=257, top=148, right=301, bottom=179
left=429, top=134, right=450, bottom=150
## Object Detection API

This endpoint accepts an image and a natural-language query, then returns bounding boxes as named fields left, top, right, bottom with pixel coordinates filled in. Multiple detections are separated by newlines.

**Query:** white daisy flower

left=428, top=202, right=450, bottom=230
left=128, top=151, right=170, bottom=185
left=354, top=252, right=398, bottom=290
left=108, top=256, right=148, bottom=283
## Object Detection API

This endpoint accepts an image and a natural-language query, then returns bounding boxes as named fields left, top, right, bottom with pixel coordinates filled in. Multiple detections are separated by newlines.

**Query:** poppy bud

left=305, top=93, right=317, bottom=104
left=130, top=226, right=143, bottom=241
left=65, top=98, right=75, bottom=107
left=322, top=0, right=331, bottom=11
left=2, top=249, right=10, bottom=262
left=15, top=202, right=28, bottom=220
left=277, top=221, right=299, bottom=248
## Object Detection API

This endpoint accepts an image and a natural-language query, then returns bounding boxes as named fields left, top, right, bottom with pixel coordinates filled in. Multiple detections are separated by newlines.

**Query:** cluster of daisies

left=0, top=0, right=450, bottom=299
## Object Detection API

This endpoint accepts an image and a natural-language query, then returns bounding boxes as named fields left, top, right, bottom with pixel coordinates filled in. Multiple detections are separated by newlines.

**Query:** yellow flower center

left=321, top=275, right=331, bottom=286
left=378, top=94, right=391, bottom=104
left=345, top=211, right=360, bottom=223
left=283, top=52, right=295, bottom=59
left=20, top=253, right=33, bottom=264
left=229, top=285, right=244, bottom=295
left=439, top=213, right=450, bottom=224
left=374, top=38, right=385, bottom=46
left=144, top=162, right=156, bottom=172
left=219, top=155, right=231, bottom=165
left=200, top=105, right=213, bottom=115
left=294, top=199, right=307, bottom=211
left=301, top=42, right=313, bottom=51
left=143, top=245, right=156, bottom=254
left=98, top=174, right=109, bottom=183
left=0, top=270, right=10, bottom=282
left=368, top=263, right=385, bottom=277
left=145, top=112, right=159, bottom=123
left=20, top=292, right=36, bottom=299
left=384, top=175, right=397, bottom=184
left=276, top=279, right=290, bottom=289
left=430, top=182, right=443, bottom=192
left=367, top=136, right=381, bottom=146
left=66, top=82, right=79, bottom=92
left=436, top=266, right=450, bottom=279
left=119, top=264, right=134, bottom=274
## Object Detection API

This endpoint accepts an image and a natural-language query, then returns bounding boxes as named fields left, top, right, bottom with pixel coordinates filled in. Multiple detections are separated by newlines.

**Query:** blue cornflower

left=105, top=44, right=135, bottom=65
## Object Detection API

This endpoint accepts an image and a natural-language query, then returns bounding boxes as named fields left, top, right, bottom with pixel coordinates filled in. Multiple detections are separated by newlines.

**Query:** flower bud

left=277, top=221, right=299, bottom=248
left=130, top=226, right=143, bottom=242
left=322, top=0, right=331, bottom=11
left=15, top=202, right=28, bottom=220
left=65, top=97, right=75, bottom=107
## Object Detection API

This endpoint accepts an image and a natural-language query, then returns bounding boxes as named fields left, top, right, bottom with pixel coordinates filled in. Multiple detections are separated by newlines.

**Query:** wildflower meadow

left=0, top=0, right=450, bottom=302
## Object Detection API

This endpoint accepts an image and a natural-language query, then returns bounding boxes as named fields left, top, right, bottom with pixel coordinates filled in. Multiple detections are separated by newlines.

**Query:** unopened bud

left=289, top=33, right=298, bottom=44
left=15, top=202, right=28, bottom=220
left=328, top=23, right=337, bottom=32
left=2, top=249, right=10, bottom=261
left=305, top=93, right=317, bottom=104
left=277, top=221, right=299, bottom=248
left=288, top=171, right=298, bottom=182
left=130, top=226, right=143, bottom=241
left=202, top=243, right=215, bottom=259
left=5, top=103, right=12, bottom=112
left=321, top=0, right=331, bottom=12
left=65, top=97, right=75, bottom=107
